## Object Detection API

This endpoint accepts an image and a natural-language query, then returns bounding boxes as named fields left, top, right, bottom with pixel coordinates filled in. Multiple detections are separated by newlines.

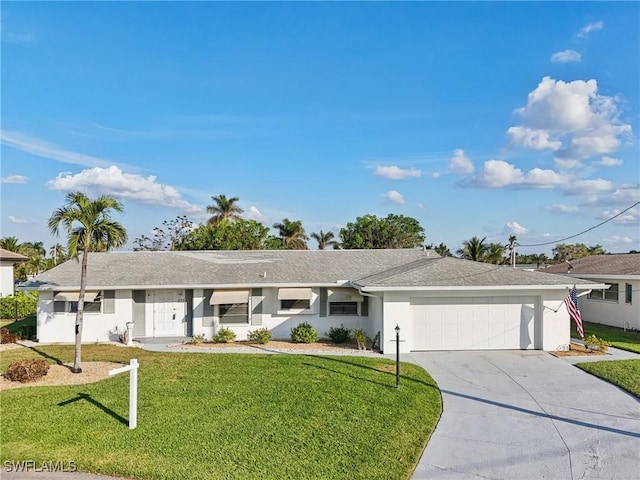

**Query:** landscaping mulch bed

left=0, top=362, right=122, bottom=391
left=175, top=339, right=372, bottom=353
left=550, top=342, right=607, bottom=357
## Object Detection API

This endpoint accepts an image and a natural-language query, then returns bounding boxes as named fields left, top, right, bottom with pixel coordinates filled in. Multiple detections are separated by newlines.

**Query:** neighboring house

left=20, top=249, right=600, bottom=352
left=542, top=254, right=640, bottom=330
left=0, top=248, right=28, bottom=297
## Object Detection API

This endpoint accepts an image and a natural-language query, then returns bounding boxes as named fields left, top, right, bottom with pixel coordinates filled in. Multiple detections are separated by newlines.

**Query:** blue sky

left=1, top=2, right=639, bottom=255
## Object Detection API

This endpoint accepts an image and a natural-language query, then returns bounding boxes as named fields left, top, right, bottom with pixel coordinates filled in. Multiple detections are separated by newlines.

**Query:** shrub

left=328, top=324, right=351, bottom=344
left=212, top=327, right=236, bottom=344
left=290, top=322, right=319, bottom=343
left=247, top=328, right=272, bottom=344
left=353, top=328, right=367, bottom=350
left=584, top=334, right=611, bottom=353
left=5, top=359, right=49, bottom=383
left=185, top=334, right=206, bottom=344
left=1, top=328, right=17, bottom=344
left=0, top=292, right=38, bottom=319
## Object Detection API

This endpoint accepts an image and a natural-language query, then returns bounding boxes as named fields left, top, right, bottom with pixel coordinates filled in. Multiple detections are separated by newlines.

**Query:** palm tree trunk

left=72, top=249, right=88, bottom=373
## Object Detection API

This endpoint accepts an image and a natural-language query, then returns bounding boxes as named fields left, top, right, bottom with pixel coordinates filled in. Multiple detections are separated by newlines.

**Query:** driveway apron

left=404, top=350, right=640, bottom=480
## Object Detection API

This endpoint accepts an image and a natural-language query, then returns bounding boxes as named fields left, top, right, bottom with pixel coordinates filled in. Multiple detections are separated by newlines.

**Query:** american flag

left=564, top=286, right=584, bottom=339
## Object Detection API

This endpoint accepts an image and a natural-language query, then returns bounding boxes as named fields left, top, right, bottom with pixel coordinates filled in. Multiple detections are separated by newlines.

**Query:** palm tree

left=457, top=236, right=488, bottom=262
left=206, top=194, right=243, bottom=225
left=50, top=243, right=67, bottom=265
left=20, top=241, right=46, bottom=257
left=530, top=253, right=548, bottom=269
left=486, top=243, right=506, bottom=264
left=272, top=218, right=309, bottom=250
left=0, top=236, right=21, bottom=252
left=48, top=192, right=127, bottom=373
left=507, top=235, right=517, bottom=267
left=310, top=230, right=339, bottom=250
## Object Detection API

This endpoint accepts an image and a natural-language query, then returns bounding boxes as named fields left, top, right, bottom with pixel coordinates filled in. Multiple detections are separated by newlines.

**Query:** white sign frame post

left=109, top=358, right=139, bottom=429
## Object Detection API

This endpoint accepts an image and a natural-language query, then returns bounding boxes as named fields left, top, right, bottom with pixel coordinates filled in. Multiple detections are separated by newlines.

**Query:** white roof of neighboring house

left=20, top=249, right=596, bottom=292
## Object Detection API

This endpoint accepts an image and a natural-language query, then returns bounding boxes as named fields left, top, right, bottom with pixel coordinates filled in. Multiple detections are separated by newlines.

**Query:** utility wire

left=516, top=201, right=639, bottom=248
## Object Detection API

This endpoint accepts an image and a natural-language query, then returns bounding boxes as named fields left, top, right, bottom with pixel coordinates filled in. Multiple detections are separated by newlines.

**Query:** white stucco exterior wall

left=37, top=290, right=133, bottom=343
left=580, top=279, right=640, bottom=330
left=1, top=262, right=16, bottom=297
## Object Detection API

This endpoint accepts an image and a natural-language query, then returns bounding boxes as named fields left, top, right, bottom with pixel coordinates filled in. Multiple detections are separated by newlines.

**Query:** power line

left=516, top=201, right=639, bottom=248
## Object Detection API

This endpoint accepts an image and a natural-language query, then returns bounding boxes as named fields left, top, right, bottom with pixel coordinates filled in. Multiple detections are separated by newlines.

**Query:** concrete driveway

left=404, top=350, right=640, bottom=480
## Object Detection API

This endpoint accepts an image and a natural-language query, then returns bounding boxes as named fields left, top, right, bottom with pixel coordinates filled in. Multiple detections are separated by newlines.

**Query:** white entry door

left=153, top=290, right=186, bottom=337
left=411, top=296, right=537, bottom=351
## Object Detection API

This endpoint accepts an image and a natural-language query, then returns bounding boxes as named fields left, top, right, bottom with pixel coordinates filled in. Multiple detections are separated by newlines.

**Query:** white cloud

left=1, top=175, right=28, bottom=184
left=1, top=130, right=114, bottom=168
left=247, top=206, right=266, bottom=223
left=8, top=215, right=28, bottom=224
left=507, top=126, right=561, bottom=151
left=554, top=158, right=584, bottom=171
left=508, top=77, right=631, bottom=160
left=504, top=221, right=529, bottom=235
left=428, top=172, right=441, bottom=178
left=384, top=190, right=405, bottom=205
left=611, top=187, right=640, bottom=204
left=600, top=207, right=640, bottom=225
left=418, top=203, right=425, bottom=209
left=469, top=160, right=567, bottom=189
left=47, top=166, right=202, bottom=213
left=597, top=156, right=623, bottom=167
left=602, top=235, right=634, bottom=244
left=578, top=21, right=604, bottom=38
left=562, top=178, right=613, bottom=195
left=551, top=50, right=581, bottom=63
left=546, top=204, right=579, bottom=214
left=449, top=149, right=474, bottom=174
left=374, top=165, right=422, bottom=180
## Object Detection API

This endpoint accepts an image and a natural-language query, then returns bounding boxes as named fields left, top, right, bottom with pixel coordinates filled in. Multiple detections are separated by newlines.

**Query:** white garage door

left=411, top=296, right=537, bottom=351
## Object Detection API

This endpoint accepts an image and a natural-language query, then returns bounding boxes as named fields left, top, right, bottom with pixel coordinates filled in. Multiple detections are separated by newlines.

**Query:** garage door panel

left=411, top=296, right=537, bottom=351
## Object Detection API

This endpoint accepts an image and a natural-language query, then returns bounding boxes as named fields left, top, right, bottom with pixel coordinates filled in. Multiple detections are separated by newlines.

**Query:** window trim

left=328, top=301, right=359, bottom=316
left=625, top=283, right=633, bottom=304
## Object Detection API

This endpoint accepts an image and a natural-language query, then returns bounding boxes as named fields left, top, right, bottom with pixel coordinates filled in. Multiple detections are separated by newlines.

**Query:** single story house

left=542, top=254, right=640, bottom=330
left=20, top=249, right=601, bottom=353
left=0, top=248, right=28, bottom=297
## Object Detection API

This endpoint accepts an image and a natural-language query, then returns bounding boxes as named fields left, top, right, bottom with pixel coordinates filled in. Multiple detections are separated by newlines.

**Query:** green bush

left=584, top=334, right=611, bottom=353
left=5, top=359, right=49, bottom=383
left=328, top=324, right=351, bottom=343
left=0, top=292, right=38, bottom=319
left=353, top=328, right=368, bottom=350
left=212, top=327, right=236, bottom=344
left=185, top=334, right=206, bottom=344
left=247, top=328, right=272, bottom=344
left=290, top=322, right=319, bottom=343
left=1, top=328, right=17, bottom=344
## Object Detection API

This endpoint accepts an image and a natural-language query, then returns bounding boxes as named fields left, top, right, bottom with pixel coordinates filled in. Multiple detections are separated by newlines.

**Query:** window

left=218, top=303, right=249, bottom=324
left=329, top=301, right=358, bottom=315
left=604, top=283, right=619, bottom=302
left=589, top=283, right=619, bottom=302
left=278, top=288, right=312, bottom=312
left=280, top=299, right=311, bottom=310
left=54, top=291, right=102, bottom=313
left=626, top=284, right=633, bottom=304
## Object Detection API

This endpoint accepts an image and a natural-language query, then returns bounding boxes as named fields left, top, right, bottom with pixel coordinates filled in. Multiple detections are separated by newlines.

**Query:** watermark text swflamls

left=3, top=460, right=77, bottom=473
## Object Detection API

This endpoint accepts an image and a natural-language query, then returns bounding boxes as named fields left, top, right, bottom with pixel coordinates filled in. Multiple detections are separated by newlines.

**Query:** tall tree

left=179, top=219, right=271, bottom=251
left=50, top=243, right=67, bottom=265
left=133, top=215, right=194, bottom=251
left=530, top=253, right=548, bottom=269
left=273, top=218, right=309, bottom=250
left=339, top=214, right=425, bottom=249
left=426, top=242, right=453, bottom=257
left=21, top=241, right=46, bottom=257
left=507, top=235, right=517, bottom=267
left=48, top=192, right=127, bottom=373
left=310, top=230, right=339, bottom=250
left=552, top=243, right=606, bottom=262
left=206, top=194, right=243, bottom=225
left=0, top=236, right=21, bottom=252
left=457, top=236, right=488, bottom=262
left=486, top=243, right=506, bottom=264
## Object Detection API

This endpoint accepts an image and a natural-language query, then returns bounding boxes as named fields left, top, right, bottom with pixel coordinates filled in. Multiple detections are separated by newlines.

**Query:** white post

left=126, top=322, right=134, bottom=346
left=109, top=358, right=139, bottom=430
left=129, top=359, right=138, bottom=429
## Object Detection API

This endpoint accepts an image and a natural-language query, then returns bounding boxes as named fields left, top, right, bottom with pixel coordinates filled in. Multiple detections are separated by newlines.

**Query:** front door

left=153, top=290, right=186, bottom=337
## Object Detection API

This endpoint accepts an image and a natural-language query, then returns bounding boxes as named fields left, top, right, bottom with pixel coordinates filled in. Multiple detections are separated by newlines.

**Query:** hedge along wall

left=0, top=292, right=38, bottom=319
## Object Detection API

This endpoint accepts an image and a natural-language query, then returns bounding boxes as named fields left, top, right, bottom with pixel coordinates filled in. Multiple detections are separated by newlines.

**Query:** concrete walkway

left=404, top=349, right=640, bottom=480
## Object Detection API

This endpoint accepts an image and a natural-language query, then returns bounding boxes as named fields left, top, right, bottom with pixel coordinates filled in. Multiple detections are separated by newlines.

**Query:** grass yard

left=576, top=359, right=640, bottom=398
left=0, top=345, right=441, bottom=480
left=0, top=316, right=36, bottom=338
left=572, top=321, right=640, bottom=354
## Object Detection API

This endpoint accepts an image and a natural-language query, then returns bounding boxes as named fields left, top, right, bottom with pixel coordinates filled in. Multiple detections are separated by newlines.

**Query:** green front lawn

left=0, top=345, right=441, bottom=480
left=572, top=321, right=640, bottom=353
left=576, top=359, right=640, bottom=398
left=0, top=316, right=36, bottom=337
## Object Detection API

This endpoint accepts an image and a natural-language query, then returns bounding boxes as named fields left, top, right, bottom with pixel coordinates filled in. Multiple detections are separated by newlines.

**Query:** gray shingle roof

left=541, top=254, right=640, bottom=276
left=21, top=249, right=584, bottom=291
